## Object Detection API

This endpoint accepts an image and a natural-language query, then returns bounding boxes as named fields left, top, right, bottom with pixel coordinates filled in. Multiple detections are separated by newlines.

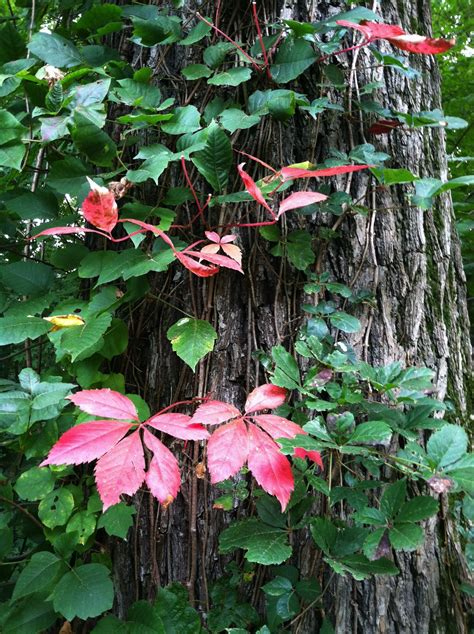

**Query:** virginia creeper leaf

left=207, top=419, right=249, bottom=483
left=95, top=430, right=145, bottom=510
left=190, top=400, right=241, bottom=425
left=146, top=413, right=209, bottom=440
left=68, top=389, right=139, bottom=421
left=244, top=384, right=287, bottom=414
left=143, top=429, right=181, bottom=505
left=41, top=421, right=133, bottom=466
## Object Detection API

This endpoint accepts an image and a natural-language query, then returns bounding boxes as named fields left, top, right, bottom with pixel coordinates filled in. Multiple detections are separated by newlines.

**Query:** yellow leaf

left=44, top=314, right=85, bottom=332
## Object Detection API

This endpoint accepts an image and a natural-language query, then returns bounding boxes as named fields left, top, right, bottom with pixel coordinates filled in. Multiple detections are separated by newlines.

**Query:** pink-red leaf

left=247, top=423, right=293, bottom=511
left=237, top=163, right=273, bottom=212
left=67, top=389, right=139, bottom=421
left=221, top=243, right=242, bottom=266
left=174, top=251, right=220, bottom=277
left=40, top=420, right=133, bottom=466
left=32, top=226, right=111, bottom=240
left=368, top=119, right=403, bottom=135
left=252, top=415, right=323, bottom=469
left=95, top=431, right=145, bottom=510
left=294, top=447, right=324, bottom=469
left=207, top=419, right=249, bottom=483
left=191, top=400, right=241, bottom=426
left=143, top=429, right=181, bottom=505
left=281, top=164, right=371, bottom=182
left=278, top=191, right=328, bottom=217
left=336, top=20, right=455, bottom=55
left=82, top=178, right=118, bottom=232
left=184, top=249, right=243, bottom=274
left=251, top=414, right=304, bottom=440
left=146, top=413, right=209, bottom=440
left=244, top=384, right=287, bottom=414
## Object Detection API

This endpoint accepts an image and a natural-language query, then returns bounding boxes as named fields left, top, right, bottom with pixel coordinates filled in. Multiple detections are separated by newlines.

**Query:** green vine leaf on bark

left=166, top=318, right=217, bottom=371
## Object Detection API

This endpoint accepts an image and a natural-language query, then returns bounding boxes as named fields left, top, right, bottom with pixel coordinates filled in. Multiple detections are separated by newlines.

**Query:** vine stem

left=196, top=13, right=261, bottom=71
left=0, top=495, right=43, bottom=530
left=251, top=2, right=272, bottom=80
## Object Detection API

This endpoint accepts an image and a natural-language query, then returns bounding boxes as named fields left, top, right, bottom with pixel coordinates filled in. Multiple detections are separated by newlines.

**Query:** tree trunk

left=111, top=1, right=471, bottom=632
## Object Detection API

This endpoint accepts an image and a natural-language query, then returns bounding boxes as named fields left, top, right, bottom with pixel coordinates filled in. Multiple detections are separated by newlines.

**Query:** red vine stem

left=251, top=2, right=272, bottom=80
left=196, top=13, right=261, bottom=71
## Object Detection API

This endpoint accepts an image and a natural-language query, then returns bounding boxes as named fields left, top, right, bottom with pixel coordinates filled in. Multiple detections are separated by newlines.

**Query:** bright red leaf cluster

left=190, top=384, right=323, bottom=511
left=41, top=387, right=322, bottom=512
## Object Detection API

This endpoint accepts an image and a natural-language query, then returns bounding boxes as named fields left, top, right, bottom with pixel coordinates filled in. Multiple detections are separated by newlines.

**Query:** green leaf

left=179, top=19, right=212, bottom=45
left=262, top=576, right=293, bottom=596
left=203, top=42, right=235, bottom=69
left=271, top=38, right=317, bottom=83
left=38, top=489, right=75, bottom=529
left=3, top=595, right=57, bottom=634
left=127, top=145, right=174, bottom=184
left=219, top=108, right=261, bottom=134
left=72, top=112, right=117, bottom=167
left=208, top=67, right=252, bottom=87
left=337, top=554, right=399, bottom=579
left=0, top=142, right=26, bottom=170
left=362, top=527, right=386, bottom=559
left=114, top=78, right=161, bottom=108
left=53, top=564, right=114, bottom=621
left=131, top=15, right=182, bottom=47
left=0, top=316, right=51, bottom=345
left=371, top=167, right=417, bottom=186
left=14, top=467, right=55, bottom=501
left=380, top=479, right=407, bottom=519
left=0, top=109, right=27, bottom=145
left=181, top=64, right=212, bottom=80
left=166, top=318, right=217, bottom=371
left=66, top=511, right=96, bottom=545
left=348, top=421, right=392, bottom=444
left=12, top=552, right=66, bottom=601
left=60, top=312, right=112, bottom=362
left=192, top=122, right=232, bottom=192
left=74, top=4, right=123, bottom=36
left=220, top=518, right=291, bottom=565
left=286, top=230, right=315, bottom=270
left=98, top=503, right=136, bottom=539
left=28, top=32, right=83, bottom=68
left=152, top=584, right=203, bottom=634
left=389, top=523, right=424, bottom=551
left=272, top=345, right=301, bottom=389
left=310, top=518, right=337, bottom=555
left=426, top=424, right=468, bottom=469
left=329, top=311, right=361, bottom=333
left=161, top=105, right=201, bottom=135
left=0, top=261, right=54, bottom=296
left=396, top=496, right=438, bottom=523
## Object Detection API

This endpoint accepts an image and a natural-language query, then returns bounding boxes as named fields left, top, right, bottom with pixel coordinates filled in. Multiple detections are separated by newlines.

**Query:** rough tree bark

left=110, top=1, right=471, bottom=632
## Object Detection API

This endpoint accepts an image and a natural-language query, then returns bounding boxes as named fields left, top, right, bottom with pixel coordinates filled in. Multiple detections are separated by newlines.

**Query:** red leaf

left=247, top=423, right=293, bottom=511
left=143, top=429, right=181, bottom=505
left=368, top=119, right=403, bottom=135
left=31, top=226, right=111, bottom=240
left=82, top=178, right=118, bottom=232
left=67, top=389, right=139, bottom=421
left=251, top=414, right=305, bottom=439
left=294, top=447, right=323, bottom=469
left=237, top=163, right=273, bottom=212
left=252, top=415, right=323, bottom=469
left=184, top=249, right=243, bottom=273
left=146, top=413, right=210, bottom=440
left=387, top=33, right=455, bottom=54
left=174, top=251, right=220, bottom=277
left=278, top=191, right=328, bottom=217
left=221, top=244, right=242, bottom=266
left=207, top=419, right=249, bottom=483
left=244, top=384, right=287, bottom=414
left=281, top=164, right=371, bottom=182
left=190, top=400, right=241, bottom=426
left=95, top=431, right=145, bottom=510
left=336, top=20, right=455, bottom=55
left=40, top=420, right=133, bottom=466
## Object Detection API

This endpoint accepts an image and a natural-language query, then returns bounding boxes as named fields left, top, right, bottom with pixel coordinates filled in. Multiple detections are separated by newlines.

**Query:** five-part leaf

left=143, top=429, right=181, bottom=505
